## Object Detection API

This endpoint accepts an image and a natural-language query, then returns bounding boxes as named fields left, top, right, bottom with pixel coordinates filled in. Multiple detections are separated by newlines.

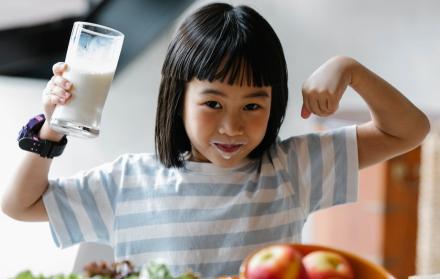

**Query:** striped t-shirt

left=43, top=125, right=358, bottom=278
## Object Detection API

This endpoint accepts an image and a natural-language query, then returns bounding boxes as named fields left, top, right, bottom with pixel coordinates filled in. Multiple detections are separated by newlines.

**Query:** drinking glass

left=50, top=21, right=124, bottom=138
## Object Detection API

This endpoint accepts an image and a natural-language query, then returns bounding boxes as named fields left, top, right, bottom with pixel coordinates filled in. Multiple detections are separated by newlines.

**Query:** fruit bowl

left=237, top=243, right=395, bottom=279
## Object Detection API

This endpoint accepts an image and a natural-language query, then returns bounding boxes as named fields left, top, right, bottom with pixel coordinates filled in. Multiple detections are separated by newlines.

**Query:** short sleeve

left=278, top=125, right=359, bottom=216
left=43, top=156, right=124, bottom=248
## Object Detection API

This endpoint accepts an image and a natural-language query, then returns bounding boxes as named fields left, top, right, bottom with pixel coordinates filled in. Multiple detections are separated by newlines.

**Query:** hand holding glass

left=50, top=22, right=124, bottom=138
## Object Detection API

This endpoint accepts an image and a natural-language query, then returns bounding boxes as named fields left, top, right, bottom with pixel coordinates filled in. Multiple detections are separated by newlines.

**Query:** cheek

left=184, top=110, right=216, bottom=135
left=196, top=113, right=215, bottom=128
left=245, top=113, right=270, bottom=135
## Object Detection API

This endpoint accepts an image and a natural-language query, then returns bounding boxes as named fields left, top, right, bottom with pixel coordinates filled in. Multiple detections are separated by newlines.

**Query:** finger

left=48, top=93, right=67, bottom=105
left=328, top=98, right=339, bottom=113
left=52, top=62, right=67, bottom=76
left=51, top=88, right=71, bottom=105
left=42, top=78, right=55, bottom=97
left=44, top=74, right=72, bottom=98
left=301, top=92, right=312, bottom=119
left=307, top=95, right=324, bottom=116
left=317, top=95, right=332, bottom=115
left=323, top=96, right=339, bottom=115
left=51, top=75, right=72, bottom=90
left=317, top=95, right=328, bottom=111
left=45, top=85, right=71, bottom=102
left=301, top=104, right=311, bottom=119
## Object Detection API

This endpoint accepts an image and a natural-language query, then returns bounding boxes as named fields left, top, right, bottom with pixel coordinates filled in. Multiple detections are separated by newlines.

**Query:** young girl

left=2, top=2, right=430, bottom=278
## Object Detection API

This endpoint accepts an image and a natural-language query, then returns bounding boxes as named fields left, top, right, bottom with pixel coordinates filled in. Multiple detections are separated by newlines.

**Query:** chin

left=212, top=155, right=250, bottom=168
left=191, top=146, right=252, bottom=168
left=214, top=159, right=243, bottom=168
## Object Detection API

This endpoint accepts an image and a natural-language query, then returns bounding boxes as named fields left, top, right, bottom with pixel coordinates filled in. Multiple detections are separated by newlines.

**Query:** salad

left=12, top=261, right=199, bottom=279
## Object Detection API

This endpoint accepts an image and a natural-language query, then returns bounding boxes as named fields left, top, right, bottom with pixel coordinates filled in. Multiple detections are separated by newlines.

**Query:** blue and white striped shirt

left=43, top=125, right=358, bottom=278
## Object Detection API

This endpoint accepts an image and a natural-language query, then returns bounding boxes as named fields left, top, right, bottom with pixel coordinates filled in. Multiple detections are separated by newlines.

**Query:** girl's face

left=183, top=78, right=272, bottom=168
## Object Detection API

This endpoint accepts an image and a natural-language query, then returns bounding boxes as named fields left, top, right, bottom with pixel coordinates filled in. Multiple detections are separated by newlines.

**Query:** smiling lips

left=212, top=142, right=246, bottom=159
left=215, top=143, right=243, bottom=153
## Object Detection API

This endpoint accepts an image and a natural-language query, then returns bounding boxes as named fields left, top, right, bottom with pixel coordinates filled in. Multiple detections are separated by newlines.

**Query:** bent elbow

left=396, top=113, right=431, bottom=152
left=1, top=196, right=25, bottom=221
left=417, top=113, right=431, bottom=143
left=1, top=198, right=16, bottom=220
left=406, top=113, right=431, bottom=150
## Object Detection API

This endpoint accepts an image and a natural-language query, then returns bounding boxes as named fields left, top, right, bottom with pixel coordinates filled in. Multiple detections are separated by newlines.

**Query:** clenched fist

left=301, top=56, right=354, bottom=119
left=42, top=62, right=73, bottom=120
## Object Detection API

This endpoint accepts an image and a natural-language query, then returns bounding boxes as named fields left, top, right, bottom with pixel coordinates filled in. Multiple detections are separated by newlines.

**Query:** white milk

left=51, top=65, right=115, bottom=135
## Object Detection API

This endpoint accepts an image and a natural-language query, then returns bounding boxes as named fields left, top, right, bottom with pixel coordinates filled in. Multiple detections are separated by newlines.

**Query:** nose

left=219, top=112, right=244, bottom=136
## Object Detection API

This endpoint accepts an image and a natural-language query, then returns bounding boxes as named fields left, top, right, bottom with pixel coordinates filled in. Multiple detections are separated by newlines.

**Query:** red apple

left=240, top=244, right=308, bottom=279
left=302, top=250, right=354, bottom=279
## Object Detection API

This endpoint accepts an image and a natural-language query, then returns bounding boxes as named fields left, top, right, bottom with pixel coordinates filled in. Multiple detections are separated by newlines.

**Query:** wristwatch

left=17, top=114, right=67, bottom=158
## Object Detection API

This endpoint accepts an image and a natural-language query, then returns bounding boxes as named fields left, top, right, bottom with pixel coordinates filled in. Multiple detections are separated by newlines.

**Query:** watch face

left=18, top=114, right=45, bottom=141
left=28, top=114, right=45, bottom=130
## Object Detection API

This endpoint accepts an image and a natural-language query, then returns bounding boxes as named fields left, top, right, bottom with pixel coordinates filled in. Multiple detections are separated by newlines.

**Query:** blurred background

left=1, top=0, right=440, bottom=278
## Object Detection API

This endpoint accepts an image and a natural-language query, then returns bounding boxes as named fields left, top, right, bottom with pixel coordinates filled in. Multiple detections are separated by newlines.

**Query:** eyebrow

left=200, top=88, right=270, bottom=98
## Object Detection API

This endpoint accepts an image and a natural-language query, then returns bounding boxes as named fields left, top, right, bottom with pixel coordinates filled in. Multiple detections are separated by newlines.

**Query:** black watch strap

left=19, top=136, right=67, bottom=158
left=18, top=114, right=68, bottom=158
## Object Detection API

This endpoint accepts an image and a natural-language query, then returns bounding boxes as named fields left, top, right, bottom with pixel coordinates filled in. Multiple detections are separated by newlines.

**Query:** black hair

left=155, top=2, right=288, bottom=168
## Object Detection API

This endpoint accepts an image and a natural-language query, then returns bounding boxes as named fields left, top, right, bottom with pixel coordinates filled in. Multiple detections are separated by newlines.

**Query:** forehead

left=186, top=78, right=272, bottom=97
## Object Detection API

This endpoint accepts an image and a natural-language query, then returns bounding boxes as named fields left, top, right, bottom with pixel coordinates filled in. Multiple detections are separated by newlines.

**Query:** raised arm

left=301, top=56, right=430, bottom=169
left=1, top=63, right=72, bottom=221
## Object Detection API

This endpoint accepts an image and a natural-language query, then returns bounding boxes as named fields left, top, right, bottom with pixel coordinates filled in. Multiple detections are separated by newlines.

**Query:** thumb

left=301, top=104, right=311, bottom=119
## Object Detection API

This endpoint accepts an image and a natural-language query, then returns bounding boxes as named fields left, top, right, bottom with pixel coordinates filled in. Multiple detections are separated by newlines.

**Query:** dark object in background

left=0, top=17, right=75, bottom=79
left=0, top=0, right=194, bottom=79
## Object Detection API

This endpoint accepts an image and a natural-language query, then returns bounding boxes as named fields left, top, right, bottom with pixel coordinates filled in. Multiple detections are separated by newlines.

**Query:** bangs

left=162, top=4, right=287, bottom=87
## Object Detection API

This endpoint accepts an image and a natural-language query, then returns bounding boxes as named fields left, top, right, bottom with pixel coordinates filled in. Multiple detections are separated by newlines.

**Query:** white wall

left=1, top=0, right=439, bottom=277
left=0, top=0, right=88, bottom=29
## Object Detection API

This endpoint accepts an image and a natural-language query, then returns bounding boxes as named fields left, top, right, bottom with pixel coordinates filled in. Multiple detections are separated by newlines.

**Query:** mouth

left=214, top=143, right=243, bottom=153
left=212, top=142, right=246, bottom=159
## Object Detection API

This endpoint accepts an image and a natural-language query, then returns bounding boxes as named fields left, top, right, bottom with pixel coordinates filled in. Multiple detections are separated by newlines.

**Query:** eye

left=204, top=101, right=222, bottom=109
left=244, top=103, right=261, bottom=111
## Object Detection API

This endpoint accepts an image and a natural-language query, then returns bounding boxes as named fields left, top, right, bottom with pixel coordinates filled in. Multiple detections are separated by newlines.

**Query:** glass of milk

left=50, top=22, right=124, bottom=138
